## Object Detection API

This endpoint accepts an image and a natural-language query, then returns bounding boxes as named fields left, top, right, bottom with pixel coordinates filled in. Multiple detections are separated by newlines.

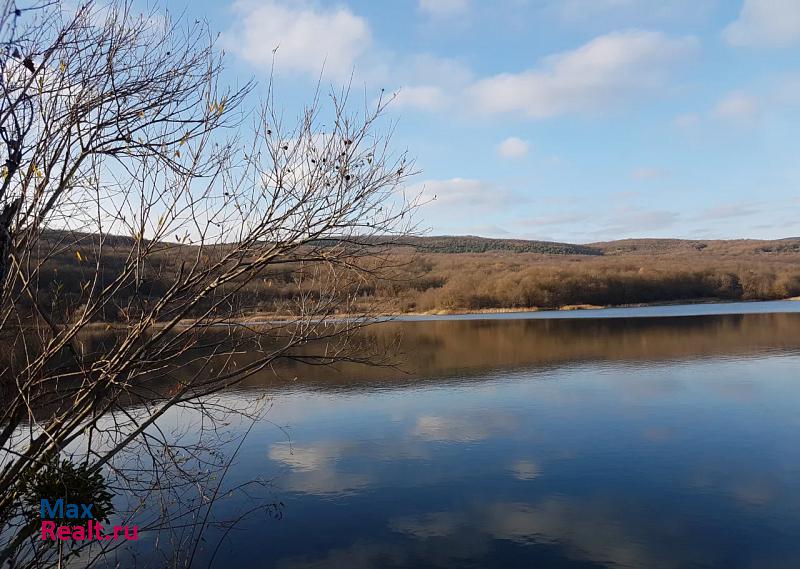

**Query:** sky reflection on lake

left=108, top=310, right=800, bottom=569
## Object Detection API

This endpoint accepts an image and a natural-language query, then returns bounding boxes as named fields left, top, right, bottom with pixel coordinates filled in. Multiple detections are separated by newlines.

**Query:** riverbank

left=239, top=296, right=799, bottom=320
left=213, top=297, right=800, bottom=325
left=24, top=297, right=800, bottom=333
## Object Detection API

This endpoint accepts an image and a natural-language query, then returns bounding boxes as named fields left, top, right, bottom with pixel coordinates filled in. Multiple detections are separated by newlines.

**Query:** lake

left=109, top=302, right=800, bottom=568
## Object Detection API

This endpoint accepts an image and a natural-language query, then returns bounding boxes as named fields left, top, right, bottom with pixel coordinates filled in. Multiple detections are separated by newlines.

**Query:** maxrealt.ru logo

left=39, top=499, right=138, bottom=541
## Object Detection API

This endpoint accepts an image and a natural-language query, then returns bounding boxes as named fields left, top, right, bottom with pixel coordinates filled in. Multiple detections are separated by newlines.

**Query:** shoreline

left=392, top=298, right=743, bottom=317
left=42, top=297, right=800, bottom=332
left=204, top=297, right=800, bottom=325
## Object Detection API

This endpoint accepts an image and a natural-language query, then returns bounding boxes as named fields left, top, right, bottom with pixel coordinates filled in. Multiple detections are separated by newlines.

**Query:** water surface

left=394, top=299, right=800, bottom=320
left=112, top=307, right=800, bottom=568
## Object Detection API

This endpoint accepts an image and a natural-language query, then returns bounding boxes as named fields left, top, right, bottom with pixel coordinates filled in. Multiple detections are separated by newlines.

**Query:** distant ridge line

left=37, top=229, right=800, bottom=257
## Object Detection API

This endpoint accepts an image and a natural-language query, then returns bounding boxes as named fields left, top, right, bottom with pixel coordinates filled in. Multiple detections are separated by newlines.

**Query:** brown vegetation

left=394, top=238, right=800, bottom=312
left=28, top=234, right=800, bottom=320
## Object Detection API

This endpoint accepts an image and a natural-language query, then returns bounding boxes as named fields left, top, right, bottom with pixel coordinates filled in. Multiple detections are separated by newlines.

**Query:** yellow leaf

left=76, top=251, right=83, bottom=262
left=59, top=61, right=66, bottom=73
left=209, top=98, right=227, bottom=115
left=179, top=132, right=189, bottom=146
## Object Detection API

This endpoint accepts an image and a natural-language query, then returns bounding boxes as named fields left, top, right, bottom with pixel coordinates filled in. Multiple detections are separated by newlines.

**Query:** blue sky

left=170, top=0, right=800, bottom=242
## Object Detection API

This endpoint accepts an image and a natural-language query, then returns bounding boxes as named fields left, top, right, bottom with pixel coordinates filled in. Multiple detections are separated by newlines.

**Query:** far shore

left=241, top=296, right=800, bottom=321
left=170, top=297, right=800, bottom=328
left=44, top=297, right=800, bottom=333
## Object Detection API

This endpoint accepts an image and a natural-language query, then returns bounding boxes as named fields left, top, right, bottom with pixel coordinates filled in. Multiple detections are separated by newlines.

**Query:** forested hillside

left=23, top=232, right=800, bottom=320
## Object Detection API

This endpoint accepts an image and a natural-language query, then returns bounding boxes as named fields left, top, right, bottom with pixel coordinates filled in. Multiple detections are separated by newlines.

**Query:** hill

left=377, top=235, right=800, bottom=313
left=393, top=235, right=602, bottom=255
left=16, top=231, right=800, bottom=319
left=591, top=237, right=800, bottom=256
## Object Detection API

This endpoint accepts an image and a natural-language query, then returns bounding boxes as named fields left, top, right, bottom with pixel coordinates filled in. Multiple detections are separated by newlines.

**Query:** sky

left=165, top=0, right=800, bottom=242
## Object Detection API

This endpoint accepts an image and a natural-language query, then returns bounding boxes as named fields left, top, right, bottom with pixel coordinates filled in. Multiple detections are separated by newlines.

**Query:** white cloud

left=465, top=224, right=512, bottom=236
left=593, top=207, right=680, bottom=237
left=700, top=203, right=761, bottom=220
left=418, top=0, right=470, bottom=18
left=467, top=31, right=697, bottom=118
left=226, top=0, right=371, bottom=79
left=497, top=137, right=530, bottom=159
left=631, top=167, right=666, bottom=181
left=723, top=0, right=800, bottom=47
left=773, top=73, right=800, bottom=105
left=378, top=55, right=472, bottom=110
left=673, top=112, right=701, bottom=129
left=620, top=209, right=679, bottom=231
left=226, top=6, right=695, bottom=125
left=411, top=178, right=514, bottom=211
left=519, top=212, right=592, bottom=227
left=406, top=54, right=474, bottom=86
left=712, top=92, right=759, bottom=124
left=392, top=85, right=449, bottom=111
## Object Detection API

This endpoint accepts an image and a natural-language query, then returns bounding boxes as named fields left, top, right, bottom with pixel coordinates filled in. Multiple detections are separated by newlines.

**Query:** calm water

left=117, top=304, right=800, bottom=568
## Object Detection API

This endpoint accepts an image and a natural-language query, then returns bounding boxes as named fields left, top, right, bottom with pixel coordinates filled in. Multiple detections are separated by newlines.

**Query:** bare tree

left=0, top=0, right=417, bottom=566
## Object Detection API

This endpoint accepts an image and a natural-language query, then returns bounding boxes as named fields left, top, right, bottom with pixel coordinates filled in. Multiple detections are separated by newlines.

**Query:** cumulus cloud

left=773, top=73, right=800, bottom=105
left=225, top=0, right=371, bottom=79
left=226, top=5, right=694, bottom=124
left=418, top=0, right=470, bottom=18
left=595, top=207, right=680, bottom=237
left=465, top=224, right=513, bottom=236
left=712, top=92, right=760, bottom=124
left=404, top=54, right=474, bottom=86
left=723, top=0, right=800, bottom=47
left=631, top=167, right=666, bottom=181
left=392, top=85, right=449, bottom=111
left=497, top=137, right=530, bottom=159
left=467, top=31, right=697, bottom=118
left=700, top=203, right=761, bottom=220
left=386, top=55, right=472, bottom=110
left=673, top=112, right=701, bottom=129
left=411, top=178, right=517, bottom=212
left=520, top=212, right=592, bottom=227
